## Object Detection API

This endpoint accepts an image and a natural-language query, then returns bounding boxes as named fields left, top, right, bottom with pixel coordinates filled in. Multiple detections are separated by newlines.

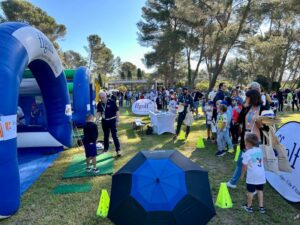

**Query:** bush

left=117, top=85, right=127, bottom=92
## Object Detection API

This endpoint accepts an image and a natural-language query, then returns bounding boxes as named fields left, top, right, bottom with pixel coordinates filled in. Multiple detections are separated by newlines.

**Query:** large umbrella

left=108, top=150, right=216, bottom=225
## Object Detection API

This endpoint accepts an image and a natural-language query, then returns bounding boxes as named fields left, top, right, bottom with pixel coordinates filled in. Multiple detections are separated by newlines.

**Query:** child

left=216, top=104, right=227, bottom=157
left=82, top=114, right=99, bottom=174
left=231, top=98, right=242, bottom=145
left=241, top=133, right=266, bottom=214
left=203, top=100, right=214, bottom=141
left=168, top=95, right=177, bottom=114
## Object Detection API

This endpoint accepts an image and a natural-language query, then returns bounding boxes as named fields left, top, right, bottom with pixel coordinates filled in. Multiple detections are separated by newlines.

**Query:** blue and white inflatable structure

left=72, top=66, right=92, bottom=127
left=0, top=22, right=72, bottom=217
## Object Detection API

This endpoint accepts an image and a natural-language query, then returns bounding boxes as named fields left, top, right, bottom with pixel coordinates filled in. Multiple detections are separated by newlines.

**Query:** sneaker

left=86, top=167, right=92, bottom=173
left=216, top=151, right=226, bottom=157
left=259, top=207, right=265, bottom=214
left=228, top=148, right=235, bottom=154
left=93, top=168, right=100, bottom=174
left=215, top=151, right=221, bottom=156
left=218, top=150, right=226, bottom=157
left=227, top=181, right=237, bottom=189
left=116, top=150, right=122, bottom=157
left=242, top=204, right=253, bottom=213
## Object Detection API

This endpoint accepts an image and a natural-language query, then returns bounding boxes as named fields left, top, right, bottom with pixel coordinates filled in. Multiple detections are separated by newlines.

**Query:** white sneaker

left=227, top=181, right=237, bottom=189
left=116, top=150, right=122, bottom=157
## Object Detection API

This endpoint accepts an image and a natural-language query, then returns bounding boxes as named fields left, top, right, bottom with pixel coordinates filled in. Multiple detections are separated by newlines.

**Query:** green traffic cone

left=96, top=189, right=110, bottom=218
left=234, top=145, right=241, bottom=162
left=215, top=182, right=233, bottom=208
left=196, top=136, right=205, bottom=149
left=177, top=130, right=185, bottom=141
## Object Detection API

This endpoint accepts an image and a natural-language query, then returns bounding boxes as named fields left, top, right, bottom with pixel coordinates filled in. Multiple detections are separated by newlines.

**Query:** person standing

left=213, top=82, right=226, bottom=105
left=82, top=114, right=99, bottom=174
left=292, top=90, right=299, bottom=111
left=227, top=89, right=268, bottom=189
left=241, top=133, right=266, bottom=214
left=17, top=106, right=26, bottom=126
left=193, top=88, right=203, bottom=118
left=277, top=89, right=284, bottom=112
left=30, top=103, right=40, bottom=125
left=97, top=92, right=121, bottom=156
left=174, top=87, right=194, bottom=141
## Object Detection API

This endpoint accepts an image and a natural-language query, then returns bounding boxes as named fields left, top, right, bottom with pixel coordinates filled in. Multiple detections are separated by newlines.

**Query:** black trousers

left=278, top=101, right=284, bottom=112
left=292, top=100, right=299, bottom=111
left=176, top=112, right=190, bottom=137
left=102, top=119, right=120, bottom=152
left=230, top=123, right=239, bottom=145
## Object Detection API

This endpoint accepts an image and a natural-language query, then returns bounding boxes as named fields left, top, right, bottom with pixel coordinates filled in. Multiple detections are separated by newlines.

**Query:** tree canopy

left=139, top=0, right=300, bottom=91
left=1, top=0, right=66, bottom=43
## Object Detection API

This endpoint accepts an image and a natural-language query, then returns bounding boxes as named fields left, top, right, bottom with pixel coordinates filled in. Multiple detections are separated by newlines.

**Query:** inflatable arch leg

left=0, top=22, right=72, bottom=217
left=72, top=66, right=91, bottom=126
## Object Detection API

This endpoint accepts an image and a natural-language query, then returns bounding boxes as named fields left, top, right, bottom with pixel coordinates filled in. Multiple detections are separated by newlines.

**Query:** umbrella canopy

left=108, top=150, right=216, bottom=225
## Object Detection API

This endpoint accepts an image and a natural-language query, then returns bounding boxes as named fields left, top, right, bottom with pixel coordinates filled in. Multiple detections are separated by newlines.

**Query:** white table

left=149, top=111, right=176, bottom=135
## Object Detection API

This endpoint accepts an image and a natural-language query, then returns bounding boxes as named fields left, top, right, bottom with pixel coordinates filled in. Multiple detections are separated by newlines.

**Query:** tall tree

left=62, top=50, right=87, bottom=68
left=1, top=0, right=66, bottom=43
left=127, top=70, right=132, bottom=80
left=120, top=71, right=126, bottom=80
left=121, top=62, right=137, bottom=80
left=137, top=68, right=143, bottom=79
left=86, top=34, right=115, bottom=84
left=138, top=0, right=184, bottom=87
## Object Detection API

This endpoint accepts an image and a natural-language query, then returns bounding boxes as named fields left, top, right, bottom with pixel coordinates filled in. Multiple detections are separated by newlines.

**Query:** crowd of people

left=82, top=82, right=299, bottom=213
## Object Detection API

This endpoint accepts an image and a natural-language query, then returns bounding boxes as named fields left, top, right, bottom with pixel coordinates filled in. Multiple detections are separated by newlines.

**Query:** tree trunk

left=278, top=38, right=291, bottom=85
left=207, top=0, right=252, bottom=92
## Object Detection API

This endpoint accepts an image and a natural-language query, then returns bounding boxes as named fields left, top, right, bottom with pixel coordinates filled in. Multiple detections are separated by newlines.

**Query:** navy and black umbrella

left=108, top=150, right=216, bottom=225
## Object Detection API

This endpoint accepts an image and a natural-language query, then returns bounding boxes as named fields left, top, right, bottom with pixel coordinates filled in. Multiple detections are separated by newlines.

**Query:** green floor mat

left=62, top=153, right=114, bottom=178
left=52, top=183, right=92, bottom=194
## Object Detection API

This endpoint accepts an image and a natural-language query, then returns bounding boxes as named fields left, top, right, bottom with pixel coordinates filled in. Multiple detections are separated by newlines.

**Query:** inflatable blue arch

left=0, top=22, right=72, bottom=217
left=72, top=66, right=92, bottom=126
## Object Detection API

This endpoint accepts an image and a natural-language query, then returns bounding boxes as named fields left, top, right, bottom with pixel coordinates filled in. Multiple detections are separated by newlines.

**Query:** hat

left=258, top=110, right=281, bottom=125
left=208, top=100, right=214, bottom=105
left=261, top=110, right=275, bottom=117
left=221, top=100, right=228, bottom=106
left=247, top=82, right=260, bottom=91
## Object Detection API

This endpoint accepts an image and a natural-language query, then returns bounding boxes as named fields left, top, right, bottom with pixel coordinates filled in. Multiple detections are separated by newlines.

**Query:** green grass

left=2, top=109, right=300, bottom=225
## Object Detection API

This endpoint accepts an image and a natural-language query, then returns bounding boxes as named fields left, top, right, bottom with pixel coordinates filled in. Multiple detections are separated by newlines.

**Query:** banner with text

left=266, top=121, right=300, bottom=202
left=0, top=115, right=17, bottom=141
left=132, top=99, right=156, bottom=115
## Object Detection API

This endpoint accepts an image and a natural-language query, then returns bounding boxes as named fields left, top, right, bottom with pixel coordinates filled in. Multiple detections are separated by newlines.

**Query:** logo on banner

left=65, top=104, right=72, bottom=116
left=132, top=99, right=156, bottom=115
left=266, top=122, right=300, bottom=202
left=0, top=115, right=17, bottom=141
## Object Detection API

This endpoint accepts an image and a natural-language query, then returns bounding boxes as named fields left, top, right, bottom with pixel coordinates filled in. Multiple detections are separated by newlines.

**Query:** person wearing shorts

left=82, top=114, right=99, bottom=174
left=241, top=133, right=266, bottom=214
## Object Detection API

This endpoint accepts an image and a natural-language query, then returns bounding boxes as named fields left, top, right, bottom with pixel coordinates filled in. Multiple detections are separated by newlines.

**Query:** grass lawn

left=2, top=109, right=300, bottom=225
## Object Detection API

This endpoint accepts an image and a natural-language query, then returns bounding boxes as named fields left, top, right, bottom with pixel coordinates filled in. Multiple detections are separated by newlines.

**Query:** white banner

left=132, top=99, right=156, bottom=115
left=0, top=115, right=17, bottom=141
left=266, top=122, right=300, bottom=202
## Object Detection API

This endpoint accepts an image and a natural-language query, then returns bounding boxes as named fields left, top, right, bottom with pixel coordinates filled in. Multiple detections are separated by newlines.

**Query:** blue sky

left=26, top=0, right=150, bottom=71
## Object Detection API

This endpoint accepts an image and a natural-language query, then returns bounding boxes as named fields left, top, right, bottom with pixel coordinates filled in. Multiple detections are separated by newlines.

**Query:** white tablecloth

left=149, top=111, right=176, bottom=135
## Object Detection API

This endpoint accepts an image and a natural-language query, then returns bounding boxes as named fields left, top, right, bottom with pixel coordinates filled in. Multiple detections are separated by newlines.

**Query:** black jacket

left=238, top=104, right=269, bottom=150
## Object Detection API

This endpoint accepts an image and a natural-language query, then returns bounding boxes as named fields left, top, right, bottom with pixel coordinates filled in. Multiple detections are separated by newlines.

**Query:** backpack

left=146, top=125, right=153, bottom=135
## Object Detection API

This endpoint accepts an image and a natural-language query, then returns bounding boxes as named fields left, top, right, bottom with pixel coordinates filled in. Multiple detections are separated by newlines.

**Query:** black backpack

left=146, top=125, right=153, bottom=135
